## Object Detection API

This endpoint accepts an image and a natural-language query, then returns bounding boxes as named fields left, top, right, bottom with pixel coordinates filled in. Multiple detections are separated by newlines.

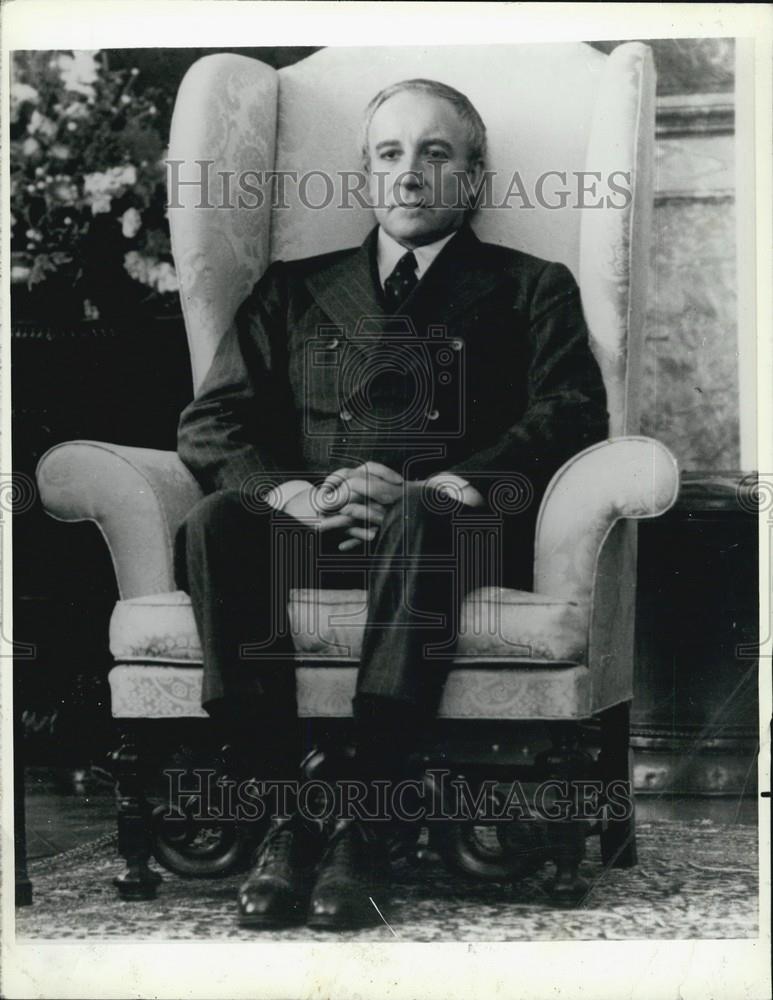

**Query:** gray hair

left=360, top=78, right=488, bottom=171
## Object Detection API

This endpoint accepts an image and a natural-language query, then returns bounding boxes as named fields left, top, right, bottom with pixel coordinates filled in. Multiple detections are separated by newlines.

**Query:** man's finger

left=346, top=525, right=378, bottom=542
left=346, top=477, right=402, bottom=505
left=316, top=513, right=354, bottom=533
left=323, top=467, right=352, bottom=486
left=354, top=462, right=403, bottom=485
left=337, top=537, right=362, bottom=552
left=340, top=502, right=385, bottom=524
left=314, top=476, right=353, bottom=512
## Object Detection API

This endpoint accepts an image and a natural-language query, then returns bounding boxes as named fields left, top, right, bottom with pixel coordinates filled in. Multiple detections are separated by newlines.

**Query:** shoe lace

left=254, top=821, right=295, bottom=870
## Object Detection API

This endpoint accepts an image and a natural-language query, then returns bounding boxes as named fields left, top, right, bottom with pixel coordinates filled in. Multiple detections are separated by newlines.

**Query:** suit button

left=427, top=409, right=440, bottom=421
left=451, top=339, right=463, bottom=351
left=340, top=410, right=353, bottom=422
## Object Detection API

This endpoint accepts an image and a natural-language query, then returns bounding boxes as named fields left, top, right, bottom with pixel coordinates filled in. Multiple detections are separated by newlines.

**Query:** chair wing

left=167, top=53, right=278, bottom=391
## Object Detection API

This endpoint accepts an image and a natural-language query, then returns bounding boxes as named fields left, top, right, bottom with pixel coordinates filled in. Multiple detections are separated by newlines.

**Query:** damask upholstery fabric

left=108, top=587, right=589, bottom=664
left=168, top=55, right=278, bottom=390
left=533, top=437, right=679, bottom=602
left=108, top=662, right=592, bottom=720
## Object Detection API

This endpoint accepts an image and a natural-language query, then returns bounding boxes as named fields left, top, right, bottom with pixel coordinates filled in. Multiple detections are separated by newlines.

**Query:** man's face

left=366, top=90, right=482, bottom=248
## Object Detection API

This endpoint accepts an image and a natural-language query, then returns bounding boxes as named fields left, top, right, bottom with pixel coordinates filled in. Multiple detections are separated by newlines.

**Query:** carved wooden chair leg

left=537, top=722, right=591, bottom=905
left=599, top=700, right=638, bottom=868
left=112, top=727, right=163, bottom=900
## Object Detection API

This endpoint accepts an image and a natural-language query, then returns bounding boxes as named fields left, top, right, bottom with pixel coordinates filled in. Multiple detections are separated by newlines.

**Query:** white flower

left=57, top=50, right=100, bottom=98
left=51, top=144, right=71, bottom=160
left=149, top=261, right=178, bottom=294
left=91, top=194, right=112, bottom=215
left=11, top=265, right=32, bottom=283
left=22, top=138, right=40, bottom=157
left=25, top=228, right=42, bottom=241
left=121, top=207, right=142, bottom=239
left=115, top=164, right=137, bottom=187
left=66, top=121, right=78, bottom=132
left=28, top=110, right=57, bottom=138
left=120, top=94, right=131, bottom=105
left=62, top=101, right=89, bottom=119
left=124, top=252, right=178, bottom=294
left=84, top=165, right=138, bottom=214
left=11, top=83, right=39, bottom=104
left=53, top=182, right=78, bottom=205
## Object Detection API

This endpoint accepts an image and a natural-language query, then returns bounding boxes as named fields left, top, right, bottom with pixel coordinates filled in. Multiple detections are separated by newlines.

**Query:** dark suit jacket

left=177, top=224, right=609, bottom=504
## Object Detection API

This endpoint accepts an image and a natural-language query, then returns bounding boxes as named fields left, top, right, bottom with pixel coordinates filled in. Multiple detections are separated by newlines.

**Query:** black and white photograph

left=1, top=2, right=771, bottom=998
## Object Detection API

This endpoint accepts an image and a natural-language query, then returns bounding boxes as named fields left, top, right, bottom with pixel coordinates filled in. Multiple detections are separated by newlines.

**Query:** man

left=175, top=78, right=608, bottom=930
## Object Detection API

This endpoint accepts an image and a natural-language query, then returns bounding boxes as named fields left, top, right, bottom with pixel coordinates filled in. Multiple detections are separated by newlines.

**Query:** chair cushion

left=109, top=588, right=588, bottom=665
left=108, top=662, right=591, bottom=720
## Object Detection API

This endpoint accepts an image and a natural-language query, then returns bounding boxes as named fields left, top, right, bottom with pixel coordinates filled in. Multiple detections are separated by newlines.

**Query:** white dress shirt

left=376, top=226, right=458, bottom=289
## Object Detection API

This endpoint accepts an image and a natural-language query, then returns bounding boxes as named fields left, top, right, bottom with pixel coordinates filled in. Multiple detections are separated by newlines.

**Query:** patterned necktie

left=383, top=250, right=418, bottom=312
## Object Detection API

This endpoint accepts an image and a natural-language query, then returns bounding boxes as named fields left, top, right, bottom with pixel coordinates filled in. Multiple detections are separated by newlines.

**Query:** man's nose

left=397, top=169, right=423, bottom=197
left=401, top=150, right=424, bottom=187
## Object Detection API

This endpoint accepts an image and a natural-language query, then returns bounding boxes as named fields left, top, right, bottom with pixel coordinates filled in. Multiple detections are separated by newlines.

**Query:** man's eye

left=426, top=150, right=449, bottom=161
left=379, top=150, right=399, bottom=161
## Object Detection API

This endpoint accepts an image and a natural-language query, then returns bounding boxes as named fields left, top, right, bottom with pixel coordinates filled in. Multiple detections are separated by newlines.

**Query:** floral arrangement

left=10, top=50, right=180, bottom=324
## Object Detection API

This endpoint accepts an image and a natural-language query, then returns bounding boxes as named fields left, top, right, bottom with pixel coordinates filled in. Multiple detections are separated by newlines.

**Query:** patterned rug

left=16, top=819, right=758, bottom=941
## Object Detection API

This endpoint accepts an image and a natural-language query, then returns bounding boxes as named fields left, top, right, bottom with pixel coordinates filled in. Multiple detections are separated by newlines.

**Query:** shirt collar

left=376, top=226, right=459, bottom=288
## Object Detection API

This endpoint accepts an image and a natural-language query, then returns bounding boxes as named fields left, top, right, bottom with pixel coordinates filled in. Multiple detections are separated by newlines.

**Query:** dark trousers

left=174, top=481, right=538, bottom=774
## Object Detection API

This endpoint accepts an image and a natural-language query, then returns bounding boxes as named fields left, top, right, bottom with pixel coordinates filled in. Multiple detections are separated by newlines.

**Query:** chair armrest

left=36, top=441, right=203, bottom=599
left=534, top=436, right=679, bottom=602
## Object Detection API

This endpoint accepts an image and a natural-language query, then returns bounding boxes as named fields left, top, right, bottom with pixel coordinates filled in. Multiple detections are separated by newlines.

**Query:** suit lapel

left=305, top=222, right=510, bottom=335
left=305, top=227, right=385, bottom=338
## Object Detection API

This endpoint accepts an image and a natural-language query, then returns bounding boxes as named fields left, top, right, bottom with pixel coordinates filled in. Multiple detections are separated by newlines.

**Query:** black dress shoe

left=307, top=819, right=391, bottom=930
left=237, top=815, right=324, bottom=928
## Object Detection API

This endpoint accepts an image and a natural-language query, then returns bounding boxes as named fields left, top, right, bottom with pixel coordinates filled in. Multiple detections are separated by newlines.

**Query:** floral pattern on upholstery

left=168, top=54, right=278, bottom=390
left=109, top=587, right=589, bottom=665
left=108, top=663, right=592, bottom=720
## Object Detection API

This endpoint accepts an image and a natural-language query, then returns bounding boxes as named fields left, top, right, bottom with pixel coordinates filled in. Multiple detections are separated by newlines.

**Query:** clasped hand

left=281, top=462, right=402, bottom=551
left=281, top=462, right=484, bottom=551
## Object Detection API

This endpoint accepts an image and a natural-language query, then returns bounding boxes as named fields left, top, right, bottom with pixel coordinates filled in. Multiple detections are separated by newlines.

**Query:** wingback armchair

left=36, top=43, right=679, bottom=902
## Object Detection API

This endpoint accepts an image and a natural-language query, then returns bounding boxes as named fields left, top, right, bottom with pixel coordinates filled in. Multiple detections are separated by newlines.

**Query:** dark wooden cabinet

left=633, top=472, right=759, bottom=794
